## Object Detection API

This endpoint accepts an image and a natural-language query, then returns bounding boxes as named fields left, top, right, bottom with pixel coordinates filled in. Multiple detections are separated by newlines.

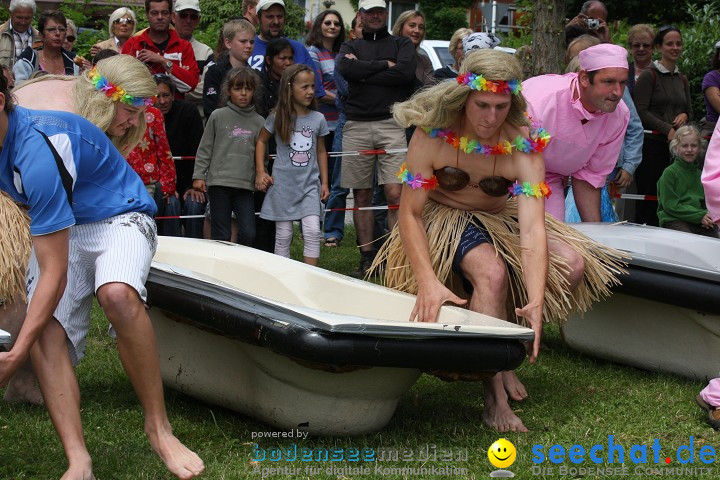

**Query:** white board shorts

left=26, top=212, right=157, bottom=364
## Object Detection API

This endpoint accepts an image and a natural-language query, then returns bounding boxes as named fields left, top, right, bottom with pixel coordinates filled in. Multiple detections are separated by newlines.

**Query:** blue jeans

left=324, top=116, right=349, bottom=241
left=208, top=186, right=255, bottom=246
left=153, top=183, right=182, bottom=237
left=182, top=194, right=206, bottom=239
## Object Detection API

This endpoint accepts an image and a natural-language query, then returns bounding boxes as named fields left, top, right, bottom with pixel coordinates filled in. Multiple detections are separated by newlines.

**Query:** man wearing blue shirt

left=0, top=76, right=204, bottom=479
left=249, top=0, right=325, bottom=98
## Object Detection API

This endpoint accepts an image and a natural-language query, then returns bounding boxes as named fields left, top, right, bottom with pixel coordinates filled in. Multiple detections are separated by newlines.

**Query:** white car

left=418, top=40, right=453, bottom=71
left=419, top=39, right=517, bottom=71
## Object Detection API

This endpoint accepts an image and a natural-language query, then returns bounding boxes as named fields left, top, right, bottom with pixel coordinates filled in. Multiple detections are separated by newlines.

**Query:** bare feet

left=4, top=360, right=44, bottom=405
left=60, top=456, right=94, bottom=480
left=147, top=427, right=204, bottom=479
left=482, top=374, right=528, bottom=433
left=502, top=370, right=528, bottom=402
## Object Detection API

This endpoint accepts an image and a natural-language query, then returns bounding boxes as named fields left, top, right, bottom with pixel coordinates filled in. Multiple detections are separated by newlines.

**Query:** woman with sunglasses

left=13, top=10, right=79, bottom=82
left=626, top=24, right=655, bottom=97
left=305, top=10, right=345, bottom=141
left=90, top=7, right=137, bottom=57
left=370, top=49, right=624, bottom=432
left=634, top=25, right=692, bottom=226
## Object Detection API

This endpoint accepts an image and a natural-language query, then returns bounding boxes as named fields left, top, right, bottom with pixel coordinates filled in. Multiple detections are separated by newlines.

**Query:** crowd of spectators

left=0, top=0, right=718, bottom=269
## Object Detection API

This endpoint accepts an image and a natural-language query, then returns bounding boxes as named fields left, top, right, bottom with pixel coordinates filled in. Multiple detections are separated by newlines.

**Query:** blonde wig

left=73, top=54, right=156, bottom=156
left=108, top=7, right=137, bottom=37
left=392, top=49, right=529, bottom=130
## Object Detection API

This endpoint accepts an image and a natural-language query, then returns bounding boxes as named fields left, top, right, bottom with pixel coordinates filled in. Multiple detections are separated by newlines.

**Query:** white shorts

left=26, top=212, right=157, bottom=364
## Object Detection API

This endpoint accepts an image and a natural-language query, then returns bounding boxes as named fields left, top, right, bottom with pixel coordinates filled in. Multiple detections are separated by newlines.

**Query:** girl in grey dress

left=255, top=64, right=329, bottom=265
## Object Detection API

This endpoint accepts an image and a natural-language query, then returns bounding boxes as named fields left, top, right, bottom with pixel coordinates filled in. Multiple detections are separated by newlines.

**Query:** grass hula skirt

left=369, top=200, right=628, bottom=323
left=0, top=193, right=31, bottom=304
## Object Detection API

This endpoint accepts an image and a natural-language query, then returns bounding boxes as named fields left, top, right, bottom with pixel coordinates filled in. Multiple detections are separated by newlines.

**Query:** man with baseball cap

left=173, top=0, right=214, bottom=109
left=336, top=0, right=416, bottom=277
left=122, top=0, right=200, bottom=97
left=523, top=43, right=630, bottom=221
left=248, top=0, right=325, bottom=98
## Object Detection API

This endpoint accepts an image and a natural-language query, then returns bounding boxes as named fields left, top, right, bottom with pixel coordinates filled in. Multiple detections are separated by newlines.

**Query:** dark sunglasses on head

left=323, top=20, right=341, bottom=27
left=658, top=25, right=677, bottom=33
left=66, top=36, right=76, bottom=42
left=178, top=11, right=200, bottom=20
left=114, top=17, right=134, bottom=25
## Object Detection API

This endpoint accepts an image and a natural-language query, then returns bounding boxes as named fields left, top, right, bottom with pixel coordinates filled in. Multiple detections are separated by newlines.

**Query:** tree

left=531, top=0, right=565, bottom=75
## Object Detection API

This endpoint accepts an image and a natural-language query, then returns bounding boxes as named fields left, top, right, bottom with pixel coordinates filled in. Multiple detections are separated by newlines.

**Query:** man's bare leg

left=1, top=298, right=44, bottom=404
left=31, top=319, right=94, bottom=480
left=383, top=183, right=402, bottom=231
left=352, top=187, right=374, bottom=252
left=461, top=245, right=528, bottom=432
left=548, top=235, right=585, bottom=291
left=98, top=283, right=204, bottom=480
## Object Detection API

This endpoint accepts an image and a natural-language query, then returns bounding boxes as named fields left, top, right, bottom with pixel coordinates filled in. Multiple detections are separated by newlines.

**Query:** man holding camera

left=566, top=1, right=610, bottom=43
left=122, top=0, right=200, bottom=98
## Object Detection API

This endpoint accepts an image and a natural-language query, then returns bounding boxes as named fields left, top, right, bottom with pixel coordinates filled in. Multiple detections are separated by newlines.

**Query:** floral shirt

left=126, top=106, right=176, bottom=195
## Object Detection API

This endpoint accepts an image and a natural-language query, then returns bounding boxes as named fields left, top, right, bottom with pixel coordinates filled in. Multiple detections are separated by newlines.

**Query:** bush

left=424, top=7, right=468, bottom=40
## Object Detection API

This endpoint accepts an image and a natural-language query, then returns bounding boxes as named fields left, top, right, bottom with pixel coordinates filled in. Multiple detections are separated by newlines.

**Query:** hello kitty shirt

left=260, top=111, right=329, bottom=221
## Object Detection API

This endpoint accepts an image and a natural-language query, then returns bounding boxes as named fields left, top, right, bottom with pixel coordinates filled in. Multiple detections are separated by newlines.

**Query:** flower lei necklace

left=423, top=116, right=551, bottom=156
left=89, top=67, right=156, bottom=107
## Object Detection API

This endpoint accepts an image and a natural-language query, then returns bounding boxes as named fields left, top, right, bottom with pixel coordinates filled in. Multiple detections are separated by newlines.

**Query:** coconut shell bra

left=396, top=124, right=552, bottom=198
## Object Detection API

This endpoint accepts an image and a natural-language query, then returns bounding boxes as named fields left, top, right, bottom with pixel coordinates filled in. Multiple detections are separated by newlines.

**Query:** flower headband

left=456, top=72, right=522, bottom=95
left=89, top=67, right=156, bottom=107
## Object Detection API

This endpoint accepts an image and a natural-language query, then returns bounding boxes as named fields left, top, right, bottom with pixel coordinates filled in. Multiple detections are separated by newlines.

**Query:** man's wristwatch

left=164, top=60, right=173, bottom=72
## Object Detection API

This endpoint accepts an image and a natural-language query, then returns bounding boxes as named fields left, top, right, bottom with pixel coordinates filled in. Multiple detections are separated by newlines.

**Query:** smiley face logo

left=488, top=438, right=517, bottom=469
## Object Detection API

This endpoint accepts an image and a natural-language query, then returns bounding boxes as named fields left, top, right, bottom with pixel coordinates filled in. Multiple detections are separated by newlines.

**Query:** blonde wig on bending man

left=392, top=49, right=529, bottom=130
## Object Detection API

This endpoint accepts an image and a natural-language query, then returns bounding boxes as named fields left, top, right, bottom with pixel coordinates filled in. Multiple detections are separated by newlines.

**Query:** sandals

left=696, top=394, right=720, bottom=429
left=324, top=237, right=339, bottom=247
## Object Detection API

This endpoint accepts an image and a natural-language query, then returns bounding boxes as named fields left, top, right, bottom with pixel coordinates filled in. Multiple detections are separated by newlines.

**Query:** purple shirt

left=702, top=70, right=720, bottom=123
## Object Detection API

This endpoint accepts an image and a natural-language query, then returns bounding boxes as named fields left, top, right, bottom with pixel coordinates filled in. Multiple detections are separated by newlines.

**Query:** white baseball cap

left=358, top=0, right=387, bottom=10
left=257, top=0, right=285, bottom=12
left=174, top=0, right=200, bottom=12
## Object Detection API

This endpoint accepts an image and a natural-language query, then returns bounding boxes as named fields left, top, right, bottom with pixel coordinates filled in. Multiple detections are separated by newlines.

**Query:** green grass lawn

left=1, top=227, right=714, bottom=479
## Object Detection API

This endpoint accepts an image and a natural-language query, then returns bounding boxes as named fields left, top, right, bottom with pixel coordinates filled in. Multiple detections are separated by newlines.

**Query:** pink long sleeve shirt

left=523, top=73, right=629, bottom=219
left=702, top=121, right=720, bottom=223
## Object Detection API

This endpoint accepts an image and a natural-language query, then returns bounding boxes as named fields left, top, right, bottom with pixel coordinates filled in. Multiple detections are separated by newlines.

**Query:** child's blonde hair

left=220, top=66, right=260, bottom=108
left=223, top=18, right=255, bottom=41
left=273, top=64, right=316, bottom=144
left=669, top=124, right=706, bottom=161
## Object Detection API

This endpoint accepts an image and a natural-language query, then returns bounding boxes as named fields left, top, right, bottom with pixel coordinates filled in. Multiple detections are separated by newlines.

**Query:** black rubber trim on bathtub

left=614, top=265, right=720, bottom=315
left=145, top=268, right=527, bottom=373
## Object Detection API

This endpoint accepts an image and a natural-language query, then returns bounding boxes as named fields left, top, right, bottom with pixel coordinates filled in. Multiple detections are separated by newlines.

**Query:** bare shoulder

left=14, top=79, right=76, bottom=113
left=407, top=127, right=446, bottom=168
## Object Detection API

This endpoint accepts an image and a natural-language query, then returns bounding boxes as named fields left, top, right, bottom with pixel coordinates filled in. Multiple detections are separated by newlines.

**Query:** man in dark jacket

left=337, top=0, right=416, bottom=277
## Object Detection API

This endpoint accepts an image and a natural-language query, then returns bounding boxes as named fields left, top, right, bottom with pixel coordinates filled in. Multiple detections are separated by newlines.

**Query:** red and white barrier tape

left=171, top=148, right=408, bottom=162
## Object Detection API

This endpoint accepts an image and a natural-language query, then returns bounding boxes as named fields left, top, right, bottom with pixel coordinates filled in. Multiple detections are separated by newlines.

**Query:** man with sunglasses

left=172, top=0, right=213, bottom=112
left=122, top=0, right=200, bottom=98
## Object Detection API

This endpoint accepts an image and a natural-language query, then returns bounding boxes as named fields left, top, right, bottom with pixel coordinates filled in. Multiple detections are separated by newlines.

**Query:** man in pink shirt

left=523, top=43, right=630, bottom=221
left=702, top=123, right=720, bottom=225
